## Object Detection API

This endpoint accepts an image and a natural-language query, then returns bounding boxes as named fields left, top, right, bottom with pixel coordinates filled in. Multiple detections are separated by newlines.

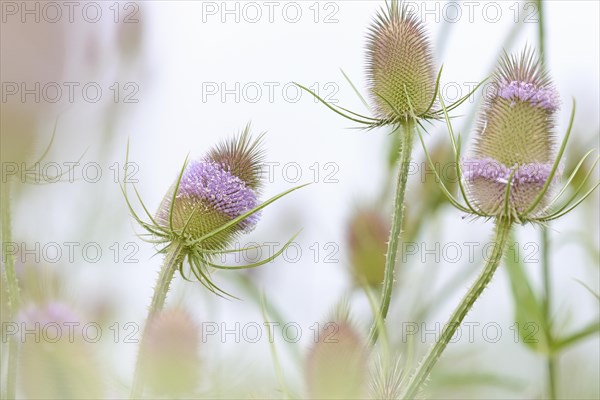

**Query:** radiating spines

left=207, top=124, right=265, bottom=192
left=370, top=355, right=406, bottom=400
left=465, top=49, right=561, bottom=219
left=475, top=48, right=559, bottom=166
left=495, top=48, right=555, bottom=106
left=366, top=1, right=436, bottom=121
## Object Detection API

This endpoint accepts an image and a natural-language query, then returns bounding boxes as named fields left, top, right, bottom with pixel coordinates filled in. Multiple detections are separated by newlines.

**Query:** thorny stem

left=368, top=119, right=415, bottom=346
left=403, top=218, right=513, bottom=399
left=130, top=242, right=185, bottom=399
left=1, top=179, right=21, bottom=400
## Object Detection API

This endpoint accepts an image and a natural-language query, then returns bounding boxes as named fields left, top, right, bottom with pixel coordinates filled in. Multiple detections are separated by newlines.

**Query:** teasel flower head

left=122, top=124, right=305, bottom=298
left=305, top=309, right=369, bottom=399
left=155, top=128, right=265, bottom=250
left=366, top=0, right=435, bottom=121
left=296, top=0, right=483, bottom=129
left=420, top=47, right=599, bottom=224
left=347, top=209, right=388, bottom=287
left=463, top=49, right=562, bottom=221
left=19, top=302, right=104, bottom=399
left=141, top=308, right=200, bottom=396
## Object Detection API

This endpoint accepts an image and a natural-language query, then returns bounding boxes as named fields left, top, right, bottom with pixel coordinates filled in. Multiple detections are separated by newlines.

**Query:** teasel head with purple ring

left=418, top=47, right=599, bottom=224
left=122, top=124, right=306, bottom=298
left=296, top=0, right=486, bottom=130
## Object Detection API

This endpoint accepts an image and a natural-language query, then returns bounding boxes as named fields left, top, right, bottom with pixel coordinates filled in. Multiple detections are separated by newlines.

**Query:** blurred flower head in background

left=347, top=209, right=389, bottom=287
left=18, top=302, right=103, bottom=399
left=305, top=319, right=369, bottom=399
left=141, top=308, right=200, bottom=396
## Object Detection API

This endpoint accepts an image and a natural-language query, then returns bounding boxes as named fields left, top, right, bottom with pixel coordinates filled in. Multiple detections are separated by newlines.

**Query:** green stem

left=130, top=242, right=184, bottom=399
left=536, top=2, right=556, bottom=397
left=403, top=218, right=513, bottom=399
left=541, top=228, right=557, bottom=399
left=368, top=120, right=415, bottom=346
left=1, top=179, right=21, bottom=400
left=536, top=0, right=546, bottom=64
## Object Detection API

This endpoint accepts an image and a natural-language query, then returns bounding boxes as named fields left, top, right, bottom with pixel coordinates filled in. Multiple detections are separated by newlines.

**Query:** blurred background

left=1, top=1, right=598, bottom=398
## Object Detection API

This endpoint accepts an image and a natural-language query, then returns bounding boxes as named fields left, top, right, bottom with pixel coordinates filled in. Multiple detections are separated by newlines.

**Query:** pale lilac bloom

left=497, top=80, right=560, bottom=112
left=177, top=160, right=260, bottom=232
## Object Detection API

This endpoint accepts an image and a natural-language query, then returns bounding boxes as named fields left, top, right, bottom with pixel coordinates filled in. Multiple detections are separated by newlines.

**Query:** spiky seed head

left=347, top=209, right=388, bottom=287
left=464, top=49, right=561, bottom=219
left=142, top=308, right=200, bottom=396
left=157, top=130, right=264, bottom=250
left=19, top=302, right=104, bottom=399
left=366, top=1, right=436, bottom=121
left=207, top=124, right=265, bottom=192
left=305, top=321, right=368, bottom=399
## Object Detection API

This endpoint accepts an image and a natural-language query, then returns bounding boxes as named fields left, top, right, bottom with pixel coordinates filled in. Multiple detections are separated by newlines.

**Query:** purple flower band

left=178, top=160, right=260, bottom=232
left=462, top=157, right=559, bottom=186
left=496, top=80, right=560, bottom=112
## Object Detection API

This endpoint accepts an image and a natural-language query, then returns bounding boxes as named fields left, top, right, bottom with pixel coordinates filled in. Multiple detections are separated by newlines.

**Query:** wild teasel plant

left=297, top=0, right=485, bottom=347
left=124, top=125, right=306, bottom=398
left=403, top=48, right=600, bottom=399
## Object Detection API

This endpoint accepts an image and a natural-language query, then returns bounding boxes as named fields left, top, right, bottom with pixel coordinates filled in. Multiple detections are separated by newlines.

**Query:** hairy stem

left=368, top=120, right=415, bottom=346
left=130, top=242, right=184, bottom=399
left=1, top=180, right=21, bottom=400
left=403, top=218, right=512, bottom=399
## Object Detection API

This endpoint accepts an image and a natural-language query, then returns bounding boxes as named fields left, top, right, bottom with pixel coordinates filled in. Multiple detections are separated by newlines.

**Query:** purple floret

left=19, top=302, right=79, bottom=326
left=178, top=160, right=260, bottom=232
left=497, top=80, right=560, bottom=112
left=462, top=157, right=557, bottom=186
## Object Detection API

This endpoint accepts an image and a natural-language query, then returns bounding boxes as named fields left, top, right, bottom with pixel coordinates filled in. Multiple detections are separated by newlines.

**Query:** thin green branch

left=403, top=218, right=513, bottom=399
left=130, top=242, right=185, bottom=399
left=368, top=119, right=415, bottom=346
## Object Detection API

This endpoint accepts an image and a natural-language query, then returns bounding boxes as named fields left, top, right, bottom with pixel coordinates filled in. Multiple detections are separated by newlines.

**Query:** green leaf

left=204, top=230, right=301, bottom=270
left=504, top=235, right=549, bottom=353
left=553, top=320, right=600, bottom=351
left=573, top=279, right=600, bottom=301
left=187, top=183, right=310, bottom=247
